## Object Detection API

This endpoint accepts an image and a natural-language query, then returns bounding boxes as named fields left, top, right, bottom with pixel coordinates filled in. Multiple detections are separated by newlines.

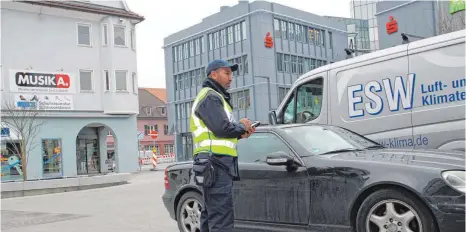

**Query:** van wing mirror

left=266, top=151, right=293, bottom=166
left=268, top=110, right=277, bottom=125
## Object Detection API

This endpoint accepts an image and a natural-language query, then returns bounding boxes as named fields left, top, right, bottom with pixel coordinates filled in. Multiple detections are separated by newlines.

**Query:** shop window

left=42, top=139, right=63, bottom=177
left=1, top=141, right=23, bottom=181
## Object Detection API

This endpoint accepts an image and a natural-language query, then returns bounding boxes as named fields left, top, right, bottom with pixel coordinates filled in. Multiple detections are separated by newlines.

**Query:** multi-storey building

left=107, top=88, right=175, bottom=160
left=375, top=0, right=465, bottom=49
left=0, top=0, right=144, bottom=181
left=324, top=16, right=370, bottom=56
left=163, top=0, right=348, bottom=162
left=350, top=0, right=380, bottom=51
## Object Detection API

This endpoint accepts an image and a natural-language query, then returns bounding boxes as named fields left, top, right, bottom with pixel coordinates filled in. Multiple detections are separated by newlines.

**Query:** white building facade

left=0, top=0, right=144, bottom=181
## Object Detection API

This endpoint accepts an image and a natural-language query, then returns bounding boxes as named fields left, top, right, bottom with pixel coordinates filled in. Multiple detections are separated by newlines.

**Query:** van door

left=276, top=72, right=328, bottom=125
left=327, top=45, right=414, bottom=148
left=407, top=33, right=466, bottom=151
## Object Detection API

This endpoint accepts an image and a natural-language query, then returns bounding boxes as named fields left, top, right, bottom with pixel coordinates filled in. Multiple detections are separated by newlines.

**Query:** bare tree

left=1, top=99, right=46, bottom=181
left=436, top=1, right=465, bottom=35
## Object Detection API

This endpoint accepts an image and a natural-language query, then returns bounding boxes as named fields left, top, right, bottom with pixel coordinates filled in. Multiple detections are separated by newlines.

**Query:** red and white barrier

left=138, top=153, right=176, bottom=166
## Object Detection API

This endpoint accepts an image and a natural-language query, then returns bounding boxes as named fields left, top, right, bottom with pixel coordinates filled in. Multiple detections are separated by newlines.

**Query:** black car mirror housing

left=266, top=151, right=293, bottom=166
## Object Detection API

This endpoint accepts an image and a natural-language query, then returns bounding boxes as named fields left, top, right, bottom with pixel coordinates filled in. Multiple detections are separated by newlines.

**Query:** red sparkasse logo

left=386, top=16, right=398, bottom=34
left=15, top=72, right=70, bottom=89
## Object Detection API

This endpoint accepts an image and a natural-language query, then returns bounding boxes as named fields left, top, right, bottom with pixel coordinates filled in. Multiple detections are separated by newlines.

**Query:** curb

left=1, top=173, right=131, bottom=199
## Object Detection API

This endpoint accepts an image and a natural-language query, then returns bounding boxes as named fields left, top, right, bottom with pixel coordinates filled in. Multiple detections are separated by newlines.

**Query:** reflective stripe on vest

left=190, top=87, right=238, bottom=157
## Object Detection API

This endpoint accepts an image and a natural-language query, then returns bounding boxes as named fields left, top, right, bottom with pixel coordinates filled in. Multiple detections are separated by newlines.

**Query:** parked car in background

left=162, top=124, right=465, bottom=232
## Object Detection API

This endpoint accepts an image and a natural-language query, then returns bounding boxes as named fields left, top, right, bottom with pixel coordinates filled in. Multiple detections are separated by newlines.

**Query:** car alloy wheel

left=366, top=199, right=422, bottom=232
left=179, top=198, right=202, bottom=232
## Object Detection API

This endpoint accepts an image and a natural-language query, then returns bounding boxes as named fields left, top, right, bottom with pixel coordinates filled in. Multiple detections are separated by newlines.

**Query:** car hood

left=320, top=148, right=465, bottom=170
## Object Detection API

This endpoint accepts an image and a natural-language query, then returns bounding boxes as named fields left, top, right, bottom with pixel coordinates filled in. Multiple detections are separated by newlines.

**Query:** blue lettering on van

left=348, top=73, right=416, bottom=118
left=421, top=78, right=466, bottom=106
left=378, top=135, right=429, bottom=148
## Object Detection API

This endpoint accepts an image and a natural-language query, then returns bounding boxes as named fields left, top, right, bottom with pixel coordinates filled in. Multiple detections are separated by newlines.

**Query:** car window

left=281, top=77, right=323, bottom=124
left=237, top=133, right=291, bottom=163
left=296, top=78, right=323, bottom=123
left=283, top=125, right=380, bottom=155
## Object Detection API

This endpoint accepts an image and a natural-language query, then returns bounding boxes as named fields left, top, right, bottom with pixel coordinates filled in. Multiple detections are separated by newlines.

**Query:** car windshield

left=283, top=125, right=382, bottom=155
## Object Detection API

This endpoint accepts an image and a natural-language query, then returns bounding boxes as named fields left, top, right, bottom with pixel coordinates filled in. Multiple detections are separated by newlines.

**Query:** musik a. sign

left=9, top=70, right=75, bottom=93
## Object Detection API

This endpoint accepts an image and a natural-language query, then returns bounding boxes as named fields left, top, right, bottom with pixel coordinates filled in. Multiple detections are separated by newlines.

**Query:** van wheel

left=176, top=191, right=203, bottom=232
left=356, top=188, right=437, bottom=232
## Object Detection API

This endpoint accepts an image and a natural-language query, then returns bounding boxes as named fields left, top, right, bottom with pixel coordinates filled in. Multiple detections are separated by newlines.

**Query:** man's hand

left=239, top=118, right=255, bottom=139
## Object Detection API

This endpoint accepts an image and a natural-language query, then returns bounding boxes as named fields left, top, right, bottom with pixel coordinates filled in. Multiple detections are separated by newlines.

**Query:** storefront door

left=76, top=138, right=100, bottom=175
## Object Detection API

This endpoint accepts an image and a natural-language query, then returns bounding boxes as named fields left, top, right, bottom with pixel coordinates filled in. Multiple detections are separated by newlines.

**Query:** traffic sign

left=153, top=147, right=157, bottom=154
left=137, top=131, right=144, bottom=140
left=149, top=130, right=158, bottom=139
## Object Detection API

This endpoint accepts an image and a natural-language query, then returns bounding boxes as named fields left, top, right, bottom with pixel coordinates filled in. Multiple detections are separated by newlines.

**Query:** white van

left=269, top=30, right=466, bottom=152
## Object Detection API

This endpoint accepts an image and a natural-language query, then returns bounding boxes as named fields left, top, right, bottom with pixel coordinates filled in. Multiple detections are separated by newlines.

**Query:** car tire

left=176, top=191, right=203, bottom=232
left=356, top=188, right=438, bottom=232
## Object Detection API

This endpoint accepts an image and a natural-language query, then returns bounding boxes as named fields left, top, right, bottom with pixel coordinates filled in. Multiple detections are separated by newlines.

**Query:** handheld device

left=251, top=121, right=260, bottom=128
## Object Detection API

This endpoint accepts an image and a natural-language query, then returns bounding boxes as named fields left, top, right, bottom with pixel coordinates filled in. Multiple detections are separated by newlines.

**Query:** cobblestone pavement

left=1, top=163, right=179, bottom=232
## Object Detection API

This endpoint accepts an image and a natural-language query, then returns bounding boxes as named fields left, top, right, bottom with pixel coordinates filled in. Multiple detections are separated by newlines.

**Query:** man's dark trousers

left=199, top=155, right=235, bottom=232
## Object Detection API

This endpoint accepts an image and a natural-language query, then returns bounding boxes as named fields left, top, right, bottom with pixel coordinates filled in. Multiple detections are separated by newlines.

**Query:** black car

left=162, top=124, right=465, bottom=232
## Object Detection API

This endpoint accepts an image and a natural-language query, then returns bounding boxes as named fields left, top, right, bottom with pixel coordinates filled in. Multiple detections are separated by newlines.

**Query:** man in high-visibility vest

left=191, top=59, right=255, bottom=232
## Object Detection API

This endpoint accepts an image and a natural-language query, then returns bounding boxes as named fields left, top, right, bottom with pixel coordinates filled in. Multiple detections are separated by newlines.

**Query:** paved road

left=1, top=163, right=180, bottom=232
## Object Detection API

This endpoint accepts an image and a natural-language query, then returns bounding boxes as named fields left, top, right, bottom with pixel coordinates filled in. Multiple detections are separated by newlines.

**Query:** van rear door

left=407, top=31, right=466, bottom=151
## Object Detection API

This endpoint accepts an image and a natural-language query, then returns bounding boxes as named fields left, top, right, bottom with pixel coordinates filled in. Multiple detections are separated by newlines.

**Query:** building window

left=284, top=54, right=291, bottom=73
left=115, top=70, right=127, bottom=91
left=131, top=29, right=136, bottom=50
left=195, top=39, right=200, bottom=55
left=228, top=26, right=234, bottom=44
left=315, top=30, right=321, bottom=46
left=329, top=32, right=333, bottom=49
left=220, top=29, right=226, bottom=47
left=197, top=68, right=203, bottom=86
left=281, top=20, right=287, bottom=39
left=102, top=24, right=108, bottom=46
left=77, top=23, right=91, bottom=46
left=181, top=103, right=185, bottom=118
left=274, top=19, right=281, bottom=38
left=104, top=70, right=110, bottom=91
left=164, top=144, right=174, bottom=155
left=276, top=53, right=283, bottom=72
left=208, top=34, right=213, bottom=50
left=79, top=70, right=93, bottom=91
left=190, top=70, right=196, bottom=87
left=132, top=72, right=137, bottom=93
left=189, top=40, right=194, bottom=57
left=241, top=21, right=247, bottom=40
left=160, top=107, right=166, bottom=115
left=233, top=89, right=251, bottom=110
left=114, top=25, right=126, bottom=47
left=308, top=28, right=315, bottom=44
left=214, top=31, right=220, bottom=49
left=144, top=106, right=152, bottom=115
left=178, top=45, right=183, bottom=60
left=42, top=139, right=63, bottom=177
left=235, top=24, right=241, bottom=42
left=164, top=124, right=169, bottom=135
left=291, top=55, right=297, bottom=74
left=183, top=43, right=188, bottom=59
left=201, top=37, right=205, bottom=53
left=174, top=47, right=178, bottom=62
left=144, top=125, right=157, bottom=135
left=185, top=102, right=191, bottom=118
left=288, top=22, right=294, bottom=41
left=298, top=57, right=304, bottom=74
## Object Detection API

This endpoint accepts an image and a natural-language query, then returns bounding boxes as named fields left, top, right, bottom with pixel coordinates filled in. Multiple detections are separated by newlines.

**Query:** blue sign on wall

left=1, top=128, right=10, bottom=137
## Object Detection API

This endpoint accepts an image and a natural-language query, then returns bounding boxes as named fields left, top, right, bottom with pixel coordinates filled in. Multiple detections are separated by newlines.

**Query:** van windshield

left=283, top=125, right=383, bottom=155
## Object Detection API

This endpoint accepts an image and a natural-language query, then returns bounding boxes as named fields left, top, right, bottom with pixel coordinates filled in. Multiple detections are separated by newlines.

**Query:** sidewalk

left=1, top=172, right=131, bottom=199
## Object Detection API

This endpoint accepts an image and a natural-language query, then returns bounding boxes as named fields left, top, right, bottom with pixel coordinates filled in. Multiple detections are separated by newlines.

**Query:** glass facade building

left=350, top=0, right=380, bottom=50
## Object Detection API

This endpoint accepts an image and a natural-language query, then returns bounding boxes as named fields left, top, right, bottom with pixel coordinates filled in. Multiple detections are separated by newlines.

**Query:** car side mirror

left=266, top=151, right=293, bottom=166
left=268, top=110, right=277, bottom=125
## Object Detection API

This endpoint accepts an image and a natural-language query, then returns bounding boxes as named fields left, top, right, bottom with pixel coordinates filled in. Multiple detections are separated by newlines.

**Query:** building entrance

left=76, top=127, right=100, bottom=175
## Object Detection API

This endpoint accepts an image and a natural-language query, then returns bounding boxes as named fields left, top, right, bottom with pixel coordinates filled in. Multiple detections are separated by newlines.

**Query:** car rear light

left=164, top=168, right=170, bottom=190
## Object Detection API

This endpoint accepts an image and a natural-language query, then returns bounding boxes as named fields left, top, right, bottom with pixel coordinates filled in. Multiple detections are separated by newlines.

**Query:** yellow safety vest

left=190, top=87, right=238, bottom=157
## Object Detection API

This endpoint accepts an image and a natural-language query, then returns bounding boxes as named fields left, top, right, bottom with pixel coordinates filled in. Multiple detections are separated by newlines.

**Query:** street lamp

left=253, top=75, right=271, bottom=112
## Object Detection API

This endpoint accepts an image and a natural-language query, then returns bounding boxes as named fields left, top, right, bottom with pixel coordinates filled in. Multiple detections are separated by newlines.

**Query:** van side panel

left=408, top=37, right=466, bottom=151
left=328, top=47, right=415, bottom=147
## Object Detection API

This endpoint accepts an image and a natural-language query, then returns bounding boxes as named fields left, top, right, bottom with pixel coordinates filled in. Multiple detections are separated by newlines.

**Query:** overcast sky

left=126, top=0, right=351, bottom=89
